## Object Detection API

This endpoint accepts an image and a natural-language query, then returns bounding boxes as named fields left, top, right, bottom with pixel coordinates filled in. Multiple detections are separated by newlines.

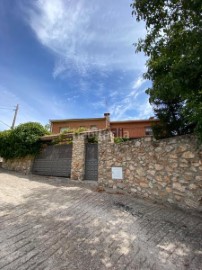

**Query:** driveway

left=0, top=169, right=201, bottom=270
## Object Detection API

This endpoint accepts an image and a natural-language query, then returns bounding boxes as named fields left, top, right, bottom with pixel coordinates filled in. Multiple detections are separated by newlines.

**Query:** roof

left=110, top=119, right=159, bottom=124
left=50, top=117, right=106, bottom=123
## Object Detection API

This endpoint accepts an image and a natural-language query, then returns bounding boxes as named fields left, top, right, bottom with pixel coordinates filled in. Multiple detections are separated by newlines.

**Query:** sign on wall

left=112, top=167, right=123, bottom=179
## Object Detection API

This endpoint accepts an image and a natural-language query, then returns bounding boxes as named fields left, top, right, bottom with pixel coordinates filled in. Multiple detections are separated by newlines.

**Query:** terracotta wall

left=110, top=120, right=158, bottom=138
left=51, top=118, right=159, bottom=138
left=51, top=119, right=107, bottom=134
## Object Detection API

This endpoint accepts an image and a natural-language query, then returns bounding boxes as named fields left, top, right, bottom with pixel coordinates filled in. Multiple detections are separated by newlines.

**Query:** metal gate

left=32, top=144, right=72, bottom=177
left=85, top=143, right=98, bottom=180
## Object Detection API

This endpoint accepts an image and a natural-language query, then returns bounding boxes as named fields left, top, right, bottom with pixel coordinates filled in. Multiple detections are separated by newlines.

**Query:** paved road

left=0, top=169, right=201, bottom=270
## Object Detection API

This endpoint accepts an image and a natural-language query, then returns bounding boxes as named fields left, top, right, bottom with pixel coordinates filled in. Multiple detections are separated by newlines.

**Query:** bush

left=87, top=135, right=98, bottom=143
left=0, top=122, right=48, bottom=159
left=114, top=137, right=129, bottom=144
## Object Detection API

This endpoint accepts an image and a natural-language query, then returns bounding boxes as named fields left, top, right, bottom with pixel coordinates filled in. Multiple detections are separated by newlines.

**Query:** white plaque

left=112, top=167, right=123, bottom=179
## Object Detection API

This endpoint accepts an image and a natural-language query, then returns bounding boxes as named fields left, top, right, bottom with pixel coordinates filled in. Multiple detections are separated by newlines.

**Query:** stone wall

left=70, top=130, right=113, bottom=180
left=2, top=156, right=34, bottom=174
left=71, top=134, right=86, bottom=180
left=98, top=135, right=202, bottom=211
left=2, top=131, right=201, bottom=211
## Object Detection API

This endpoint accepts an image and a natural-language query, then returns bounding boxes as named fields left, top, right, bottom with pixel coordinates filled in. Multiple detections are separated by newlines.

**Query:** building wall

left=51, top=118, right=159, bottom=138
left=51, top=119, right=107, bottom=134
left=110, top=120, right=158, bottom=138
left=98, top=134, right=202, bottom=211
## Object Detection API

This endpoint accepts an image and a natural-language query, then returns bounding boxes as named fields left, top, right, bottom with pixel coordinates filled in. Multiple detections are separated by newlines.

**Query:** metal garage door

left=85, top=143, right=98, bottom=180
left=32, top=144, right=72, bottom=177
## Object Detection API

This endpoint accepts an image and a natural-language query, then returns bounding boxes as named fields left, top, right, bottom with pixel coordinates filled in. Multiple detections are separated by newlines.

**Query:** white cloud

left=109, top=77, right=153, bottom=120
left=135, top=99, right=154, bottom=119
left=22, top=0, right=146, bottom=77
left=132, top=76, right=146, bottom=90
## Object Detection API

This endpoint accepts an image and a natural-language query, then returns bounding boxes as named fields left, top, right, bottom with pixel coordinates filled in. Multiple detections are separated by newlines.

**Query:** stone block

left=195, top=175, right=202, bottom=181
left=155, top=164, right=164, bottom=170
left=173, top=183, right=185, bottom=192
left=182, top=151, right=195, bottom=159
left=144, top=137, right=152, bottom=142
left=168, top=154, right=178, bottom=159
left=179, top=163, right=189, bottom=168
left=188, top=184, right=197, bottom=191
left=117, top=183, right=124, bottom=189
left=147, top=170, right=156, bottom=176
left=136, top=168, right=146, bottom=177
left=139, top=181, right=148, bottom=188
left=174, top=194, right=183, bottom=201
left=148, top=182, right=153, bottom=188
left=135, top=141, right=141, bottom=147
left=184, top=198, right=199, bottom=208
left=166, top=187, right=172, bottom=193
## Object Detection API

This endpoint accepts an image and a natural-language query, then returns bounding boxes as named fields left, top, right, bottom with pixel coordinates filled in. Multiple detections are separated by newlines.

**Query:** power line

left=0, top=108, right=15, bottom=111
left=0, top=120, right=10, bottom=128
left=0, top=104, right=19, bottom=129
left=0, top=105, right=16, bottom=109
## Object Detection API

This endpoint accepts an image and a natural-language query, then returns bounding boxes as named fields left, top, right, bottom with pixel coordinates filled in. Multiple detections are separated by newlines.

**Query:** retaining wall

left=98, top=135, right=202, bottom=211
left=2, top=156, right=34, bottom=174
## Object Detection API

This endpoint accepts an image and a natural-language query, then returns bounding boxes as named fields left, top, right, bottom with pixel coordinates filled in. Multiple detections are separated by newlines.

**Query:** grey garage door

left=85, top=143, right=98, bottom=180
left=32, top=144, right=72, bottom=177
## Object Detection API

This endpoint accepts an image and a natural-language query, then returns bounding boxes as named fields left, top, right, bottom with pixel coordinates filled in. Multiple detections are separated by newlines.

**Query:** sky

left=0, top=0, right=153, bottom=130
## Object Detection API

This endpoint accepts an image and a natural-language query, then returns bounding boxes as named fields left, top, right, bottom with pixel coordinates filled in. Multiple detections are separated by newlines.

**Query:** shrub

left=87, top=135, right=98, bottom=143
left=0, top=122, right=48, bottom=159
left=114, top=137, right=129, bottom=144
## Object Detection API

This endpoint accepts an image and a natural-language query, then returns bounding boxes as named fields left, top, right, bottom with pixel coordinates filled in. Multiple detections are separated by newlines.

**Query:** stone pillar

left=98, top=130, right=114, bottom=144
left=98, top=130, right=114, bottom=186
left=71, top=134, right=86, bottom=180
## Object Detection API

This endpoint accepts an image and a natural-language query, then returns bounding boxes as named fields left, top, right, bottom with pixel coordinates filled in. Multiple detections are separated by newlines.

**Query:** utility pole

left=11, top=104, right=19, bottom=129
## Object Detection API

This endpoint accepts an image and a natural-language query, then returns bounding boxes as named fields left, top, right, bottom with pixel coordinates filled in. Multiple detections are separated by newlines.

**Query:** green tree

left=0, top=122, right=48, bottom=159
left=131, top=0, right=202, bottom=139
left=44, top=123, right=51, bottom=132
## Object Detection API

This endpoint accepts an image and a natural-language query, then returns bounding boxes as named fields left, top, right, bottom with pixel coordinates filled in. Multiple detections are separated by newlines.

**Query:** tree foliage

left=44, top=123, right=51, bottom=132
left=131, top=0, right=202, bottom=139
left=0, top=122, right=48, bottom=159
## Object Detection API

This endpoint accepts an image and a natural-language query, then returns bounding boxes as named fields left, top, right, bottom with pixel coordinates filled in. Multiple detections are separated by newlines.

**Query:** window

left=145, top=126, right=153, bottom=136
left=60, top=127, right=69, bottom=133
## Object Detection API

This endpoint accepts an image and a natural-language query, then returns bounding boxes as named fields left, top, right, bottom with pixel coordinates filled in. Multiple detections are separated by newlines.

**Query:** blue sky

left=0, top=0, right=153, bottom=130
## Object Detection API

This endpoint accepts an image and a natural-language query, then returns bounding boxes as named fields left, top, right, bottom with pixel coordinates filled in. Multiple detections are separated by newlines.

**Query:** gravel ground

left=0, top=169, right=201, bottom=270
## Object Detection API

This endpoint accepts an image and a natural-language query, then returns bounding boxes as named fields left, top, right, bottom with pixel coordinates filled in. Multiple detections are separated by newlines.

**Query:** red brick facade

left=51, top=118, right=107, bottom=134
left=50, top=114, right=159, bottom=138
left=110, top=120, right=157, bottom=138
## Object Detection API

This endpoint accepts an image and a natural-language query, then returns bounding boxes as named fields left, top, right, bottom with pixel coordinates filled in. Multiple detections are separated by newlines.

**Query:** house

left=50, top=113, right=159, bottom=138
